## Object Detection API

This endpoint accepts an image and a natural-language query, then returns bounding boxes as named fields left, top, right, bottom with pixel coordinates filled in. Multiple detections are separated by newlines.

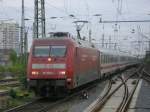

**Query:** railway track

left=0, top=78, right=17, bottom=83
left=0, top=90, right=9, bottom=97
left=84, top=79, right=112, bottom=112
left=117, top=78, right=140, bottom=112
left=4, top=67, right=142, bottom=112
left=142, top=69, right=150, bottom=82
left=0, top=78, right=19, bottom=87
left=4, top=82, right=97, bottom=112
left=115, top=76, right=129, bottom=112
left=84, top=66, right=142, bottom=112
left=0, top=79, right=19, bottom=97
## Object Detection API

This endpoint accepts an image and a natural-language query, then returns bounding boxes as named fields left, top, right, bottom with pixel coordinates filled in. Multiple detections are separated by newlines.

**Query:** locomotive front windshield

left=51, top=46, right=66, bottom=57
left=34, top=45, right=66, bottom=57
left=34, top=46, right=49, bottom=57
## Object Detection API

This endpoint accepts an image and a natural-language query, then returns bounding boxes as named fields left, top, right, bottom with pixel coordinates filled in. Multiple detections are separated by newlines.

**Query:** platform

left=131, top=80, right=150, bottom=112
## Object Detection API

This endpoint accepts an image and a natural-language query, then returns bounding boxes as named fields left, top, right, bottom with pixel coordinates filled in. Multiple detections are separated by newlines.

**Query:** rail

left=5, top=82, right=97, bottom=112
left=84, top=80, right=112, bottom=112
left=85, top=66, right=142, bottom=112
left=142, top=69, right=150, bottom=82
left=0, top=78, right=17, bottom=83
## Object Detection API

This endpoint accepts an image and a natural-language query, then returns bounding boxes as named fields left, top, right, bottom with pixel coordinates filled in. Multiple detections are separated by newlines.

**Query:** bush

left=0, top=50, right=28, bottom=87
left=9, top=50, right=17, bottom=65
left=6, top=63, right=27, bottom=88
left=7, top=63, right=26, bottom=75
left=18, top=74, right=27, bottom=88
left=9, top=89, right=17, bottom=98
left=0, top=66, right=5, bottom=73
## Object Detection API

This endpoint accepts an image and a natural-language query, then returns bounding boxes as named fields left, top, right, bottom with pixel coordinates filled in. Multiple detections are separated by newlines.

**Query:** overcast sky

left=0, top=0, right=150, bottom=55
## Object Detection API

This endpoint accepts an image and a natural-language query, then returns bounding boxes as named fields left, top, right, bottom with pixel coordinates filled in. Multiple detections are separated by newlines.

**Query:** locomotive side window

left=34, top=46, right=50, bottom=57
left=50, top=46, right=66, bottom=57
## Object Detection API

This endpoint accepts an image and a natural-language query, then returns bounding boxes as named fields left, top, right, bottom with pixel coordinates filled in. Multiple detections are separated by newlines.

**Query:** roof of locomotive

left=33, top=36, right=96, bottom=49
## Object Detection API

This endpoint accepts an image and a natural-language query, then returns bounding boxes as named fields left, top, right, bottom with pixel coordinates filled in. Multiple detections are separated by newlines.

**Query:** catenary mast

left=33, top=0, right=46, bottom=38
left=20, top=0, right=25, bottom=55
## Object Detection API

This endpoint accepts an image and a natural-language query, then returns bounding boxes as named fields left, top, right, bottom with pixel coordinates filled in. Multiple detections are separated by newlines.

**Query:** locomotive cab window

left=34, top=46, right=50, bottom=57
left=50, top=46, right=66, bottom=57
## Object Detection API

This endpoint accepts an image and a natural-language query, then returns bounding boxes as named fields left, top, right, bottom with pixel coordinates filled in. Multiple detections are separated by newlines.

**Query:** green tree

left=9, top=50, right=18, bottom=65
left=8, top=50, right=27, bottom=88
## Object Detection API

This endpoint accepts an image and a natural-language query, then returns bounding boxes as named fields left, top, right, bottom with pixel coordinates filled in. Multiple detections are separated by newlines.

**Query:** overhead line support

left=34, top=0, right=46, bottom=38
left=99, top=20, right=150, bottom=23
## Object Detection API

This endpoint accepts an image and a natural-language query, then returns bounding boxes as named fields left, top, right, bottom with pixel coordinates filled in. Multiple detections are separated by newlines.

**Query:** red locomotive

left=27, top=32, right=137, bottom=97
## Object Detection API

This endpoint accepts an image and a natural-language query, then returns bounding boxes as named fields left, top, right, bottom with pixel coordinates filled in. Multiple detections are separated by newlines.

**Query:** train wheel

left=53, top=87, right=68, bottom=98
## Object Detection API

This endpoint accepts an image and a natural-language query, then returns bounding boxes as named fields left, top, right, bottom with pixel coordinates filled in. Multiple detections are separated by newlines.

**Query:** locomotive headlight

left=32, top=71, right=36, bottom=75
left=32, top=71, right=39, bottom=75
left=48, top=58, right=52, bottom=62
left=59, top=71, right=66, bottom=75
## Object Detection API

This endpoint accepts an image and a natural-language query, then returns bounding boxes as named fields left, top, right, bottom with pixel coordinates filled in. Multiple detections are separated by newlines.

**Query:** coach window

left=107, top=55, right=109, bottom=63
left=109, top=55, right=111, bottom=63
left=112, top=56, right=114, bottom=63
left=102, top=54, right=104, bottom=64
left=34, top=46, right=50, bottom=57
left=101, top=54, right=102, bottom=63
left=50, top=46, right=66, bottom=57
left=104, top=54, right=106, bottom=64
left=106, top=55, right=108, bottom=63
left=101, top=54, right=103, bottom=64
left=101, top=54, right=104, bottom=64
left=110, top=55, right=112, bottom=63
left=115, top=56, right=117, bottom=62
left=105, top=55, right=107, bottom=64
left=103, top=54, right=105, bottom=64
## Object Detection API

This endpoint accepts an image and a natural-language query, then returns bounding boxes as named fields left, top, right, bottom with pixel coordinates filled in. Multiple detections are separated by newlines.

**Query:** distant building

left=0, top=21, right=20, bottom=54
left=0, top=49, right=12, bottom=66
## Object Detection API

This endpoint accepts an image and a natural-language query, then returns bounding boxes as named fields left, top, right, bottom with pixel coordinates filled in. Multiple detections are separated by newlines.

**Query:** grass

left=0, top=86, right=10, bottom=91
left=0, top=87, right=35, bottom=111
left=0, top=84, right=20, bottom=91
left=0, top=75, right=4, bottom=80
left=0, top=95, right=35, bottom=111
left=8, top=94, right=35, bottom=109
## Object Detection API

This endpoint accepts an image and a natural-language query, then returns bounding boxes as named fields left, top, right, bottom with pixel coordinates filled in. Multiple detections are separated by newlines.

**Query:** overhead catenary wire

left=45, top=0, right=70, bottom=16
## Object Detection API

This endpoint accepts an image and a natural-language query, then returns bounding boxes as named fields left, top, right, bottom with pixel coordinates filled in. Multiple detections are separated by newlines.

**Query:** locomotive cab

left=27, top=38, right=75, bottom=97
